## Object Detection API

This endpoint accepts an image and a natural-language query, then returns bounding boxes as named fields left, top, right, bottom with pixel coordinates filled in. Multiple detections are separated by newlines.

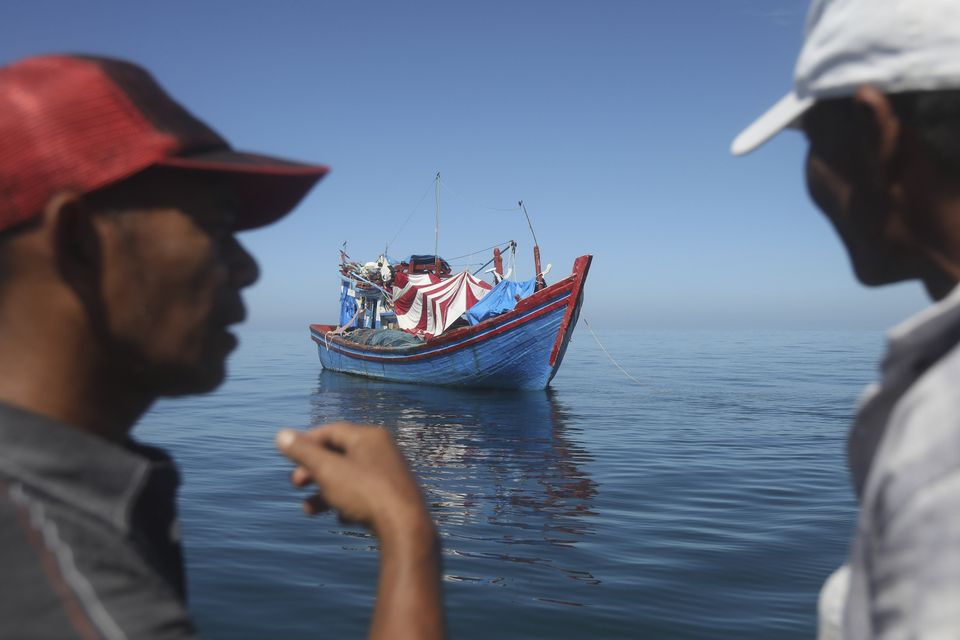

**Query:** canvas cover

left=464, top=277, right=537, bottom=326
left=393, top=270, right=492, bottom=337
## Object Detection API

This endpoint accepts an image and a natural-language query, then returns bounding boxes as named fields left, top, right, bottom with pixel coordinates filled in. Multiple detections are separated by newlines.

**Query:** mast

left=434, top=171, right=441, bottom=274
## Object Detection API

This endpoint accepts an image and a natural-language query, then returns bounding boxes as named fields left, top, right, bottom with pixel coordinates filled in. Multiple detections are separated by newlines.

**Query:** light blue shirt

left=820, top=284, right=960, bottom=639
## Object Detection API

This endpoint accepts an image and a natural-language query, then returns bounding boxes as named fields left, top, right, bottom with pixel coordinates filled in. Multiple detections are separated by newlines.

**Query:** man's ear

left=44, top=190, right=98, bottom=266
left=43, top=190, right=104, bottom=293
left=43, top=190, right=113, bottom=336
left=851, top=85, right=903, bottom=189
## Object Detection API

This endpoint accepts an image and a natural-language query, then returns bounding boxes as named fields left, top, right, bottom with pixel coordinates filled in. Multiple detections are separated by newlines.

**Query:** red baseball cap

left=0, top=55, right=329, bottom=231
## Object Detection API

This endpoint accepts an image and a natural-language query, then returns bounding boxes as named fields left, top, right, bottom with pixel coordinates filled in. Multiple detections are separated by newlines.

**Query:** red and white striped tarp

left=392, top=270, right=493, bottom=337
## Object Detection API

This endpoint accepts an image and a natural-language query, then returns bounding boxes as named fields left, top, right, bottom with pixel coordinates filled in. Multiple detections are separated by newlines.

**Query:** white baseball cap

left=731, top=0, right=960, bottom=156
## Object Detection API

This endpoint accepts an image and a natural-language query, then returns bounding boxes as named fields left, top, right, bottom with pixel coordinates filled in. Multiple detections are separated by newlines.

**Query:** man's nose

left=228, top=236, right=260, bottom=289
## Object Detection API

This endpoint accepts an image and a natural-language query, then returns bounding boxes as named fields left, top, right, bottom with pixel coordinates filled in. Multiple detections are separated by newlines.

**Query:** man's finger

left=311, top=422, right=386, bottom=452
left=303, top=494, right=330, bottom=516
left=291, top=466, right=313, bottom=487
left=276, top=429, right=345, bottom=479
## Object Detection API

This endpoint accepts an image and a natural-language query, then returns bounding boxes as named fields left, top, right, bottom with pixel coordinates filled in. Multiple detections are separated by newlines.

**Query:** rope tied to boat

left=582, top=317, right=650, bottom=388
left=334, top=306, right=364, bottom=335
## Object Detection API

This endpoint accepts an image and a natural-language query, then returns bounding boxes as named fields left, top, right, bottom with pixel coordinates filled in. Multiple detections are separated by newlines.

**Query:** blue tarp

left=339, top=287, right=358, bottom=328
left=465, top=278, right=537, bottom=325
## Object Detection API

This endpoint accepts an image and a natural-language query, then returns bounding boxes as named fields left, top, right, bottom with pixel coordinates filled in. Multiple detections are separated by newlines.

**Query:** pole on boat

left=434, top=172, right=441, bottom=274
left=520, top=200, right=546, bottom=291
left=533, top=246, right=544, bottom=290
left=493, top=247, right=503, bottom=279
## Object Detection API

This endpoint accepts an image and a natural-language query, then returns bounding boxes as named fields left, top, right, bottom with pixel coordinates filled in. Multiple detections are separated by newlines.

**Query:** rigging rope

left=445, top=241, right=514, bottom=261
left=438, top=178, right=522, bottom=212
left=519, top=200, right=540, bottom=248
left=582, top=317, right=647, bottom=387
left=383, top=177, right=520, bottom=280
left=386, top=177, right=436, bottom=253
left=470, top=256, right=495, bottom=276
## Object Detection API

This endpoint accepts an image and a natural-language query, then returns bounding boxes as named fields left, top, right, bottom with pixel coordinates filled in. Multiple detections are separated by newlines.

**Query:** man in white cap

left=734, top=0, right=960, bottom=638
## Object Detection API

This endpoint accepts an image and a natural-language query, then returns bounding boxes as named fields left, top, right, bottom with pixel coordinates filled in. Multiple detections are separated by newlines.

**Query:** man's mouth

left=219, top=296, right=247, bottom=327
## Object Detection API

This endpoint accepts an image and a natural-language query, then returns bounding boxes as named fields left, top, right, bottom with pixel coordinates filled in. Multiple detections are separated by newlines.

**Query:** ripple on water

left=137, top=329, right=871, bottom=639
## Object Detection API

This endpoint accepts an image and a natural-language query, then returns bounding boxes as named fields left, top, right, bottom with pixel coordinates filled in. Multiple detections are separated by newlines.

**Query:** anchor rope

left=582, top=317, right=647, bottom=387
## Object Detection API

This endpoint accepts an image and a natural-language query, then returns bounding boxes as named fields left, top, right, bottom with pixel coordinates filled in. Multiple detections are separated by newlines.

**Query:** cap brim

left=731, top=92, right=815, bottom=156
left=158, top=149, right=329, bottom=230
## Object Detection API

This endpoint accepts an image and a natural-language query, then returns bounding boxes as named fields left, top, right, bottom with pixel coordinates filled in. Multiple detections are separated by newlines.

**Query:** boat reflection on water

left=310, top=370, right=600, bottom=600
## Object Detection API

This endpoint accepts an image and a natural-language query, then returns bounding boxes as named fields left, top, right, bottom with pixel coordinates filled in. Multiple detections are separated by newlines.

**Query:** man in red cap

left=0, top=55, right=443, bottom=639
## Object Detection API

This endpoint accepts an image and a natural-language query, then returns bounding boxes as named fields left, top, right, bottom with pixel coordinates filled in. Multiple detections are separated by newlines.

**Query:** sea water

left=137, top=329, right=878, bottom=639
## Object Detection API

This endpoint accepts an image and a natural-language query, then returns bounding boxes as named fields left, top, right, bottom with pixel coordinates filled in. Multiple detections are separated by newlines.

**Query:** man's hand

left=275, top=423, right=428, bottom=537
left=275, top=423, right=445, bottom=640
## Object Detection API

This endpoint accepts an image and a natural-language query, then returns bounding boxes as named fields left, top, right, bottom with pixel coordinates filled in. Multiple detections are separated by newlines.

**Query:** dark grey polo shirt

left=0, top=402, right=198, bottom=639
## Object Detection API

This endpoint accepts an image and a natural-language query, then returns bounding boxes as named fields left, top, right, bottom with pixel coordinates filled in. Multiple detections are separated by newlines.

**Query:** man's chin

left=849, top=250, right=911, bottom=288
left=854, top=270, right=913, bottom=288
left=136, top=356, right=230, bottom=397
left=854, top=268, right=895, bottom=287
left=114, top=332, right=239, bottom=397
left=161, top=330, right=239, bottom=395
left=156, top=366, right=227, bottom=397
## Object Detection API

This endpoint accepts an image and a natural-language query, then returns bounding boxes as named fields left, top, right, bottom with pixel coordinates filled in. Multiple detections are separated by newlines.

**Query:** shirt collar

left=883, top=282, right=960, bottom=378
left=0, top=401, right=177, bottom=533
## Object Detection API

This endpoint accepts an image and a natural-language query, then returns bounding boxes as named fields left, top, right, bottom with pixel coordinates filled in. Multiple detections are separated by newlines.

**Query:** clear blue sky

left=1, top=0, right=930, bottom=330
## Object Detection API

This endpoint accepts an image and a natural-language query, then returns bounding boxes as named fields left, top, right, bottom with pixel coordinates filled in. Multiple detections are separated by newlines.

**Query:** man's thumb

left=276, top=429, right=313, bottom=465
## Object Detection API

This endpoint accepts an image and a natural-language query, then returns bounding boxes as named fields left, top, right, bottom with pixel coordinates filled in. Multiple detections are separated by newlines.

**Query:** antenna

left=434, top=172, right=441, bottom=273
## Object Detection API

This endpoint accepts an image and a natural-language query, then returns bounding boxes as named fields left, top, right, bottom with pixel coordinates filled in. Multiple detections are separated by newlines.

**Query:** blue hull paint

left=311, top=255, right=591, bottom=390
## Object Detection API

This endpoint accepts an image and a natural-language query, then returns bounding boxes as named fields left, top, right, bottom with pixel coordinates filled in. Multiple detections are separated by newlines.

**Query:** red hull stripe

left=312, top=293, right=570, bottom=364
left=549, top=255, right=592, bottom=366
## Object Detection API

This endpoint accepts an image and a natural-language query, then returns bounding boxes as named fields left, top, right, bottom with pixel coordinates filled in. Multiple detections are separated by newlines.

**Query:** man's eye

left=209, top=223, right=235, bottom=240
left=201, top=206, right=238, bottom=235
left=222, top=209, right=239, bottom=229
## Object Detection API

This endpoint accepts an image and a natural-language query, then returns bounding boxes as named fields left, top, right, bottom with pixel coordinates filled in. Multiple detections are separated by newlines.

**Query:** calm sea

left=137, top=328, right=880, bottom=639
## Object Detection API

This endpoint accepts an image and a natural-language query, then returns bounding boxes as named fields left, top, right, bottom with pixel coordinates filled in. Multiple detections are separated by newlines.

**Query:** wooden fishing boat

left=309, top=254, right=592, bottom=390
left=309, top=174, right=591, bottom=390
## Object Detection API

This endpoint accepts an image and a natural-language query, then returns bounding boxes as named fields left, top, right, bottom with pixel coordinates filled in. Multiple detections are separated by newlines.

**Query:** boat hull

left=310, top=255, right=592, bottom=390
